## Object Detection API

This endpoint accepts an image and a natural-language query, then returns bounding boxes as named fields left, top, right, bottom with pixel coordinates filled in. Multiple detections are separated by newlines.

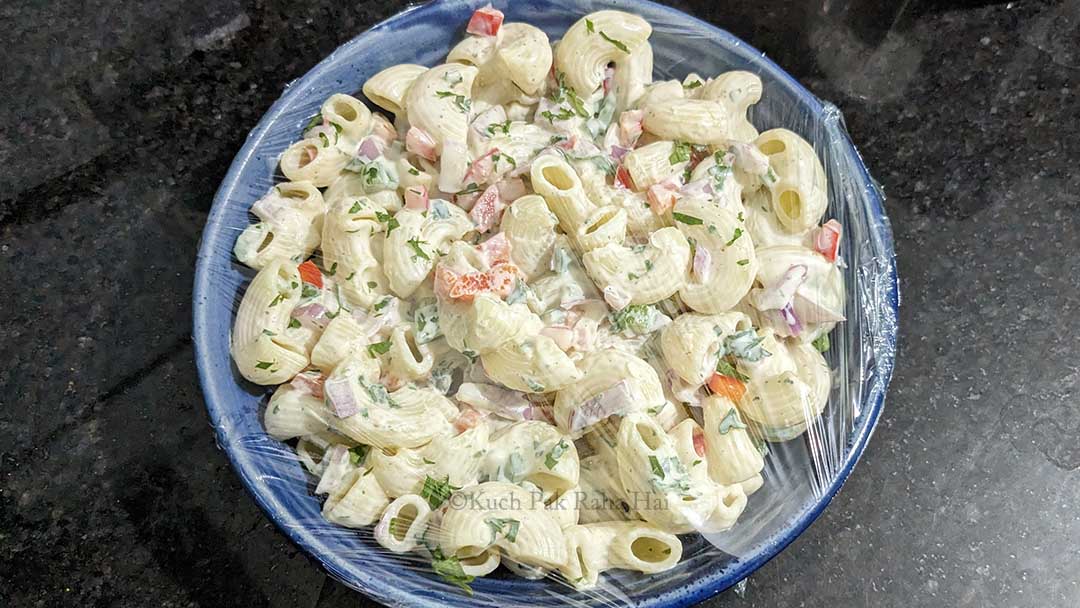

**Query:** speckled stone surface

left=1, top=1, right=1078, bottom=606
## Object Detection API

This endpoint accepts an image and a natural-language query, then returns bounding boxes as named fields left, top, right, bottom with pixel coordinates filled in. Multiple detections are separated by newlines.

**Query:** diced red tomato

left=647, top=182, right=679, bottom=215
left=466, top=4, right=504, bottom=37
left=469, top=184, right=504, bottom=233
left=707, top=373, right=747, bottom=404
left=290, top=371, right=325, bottom=399
left=692, top=426, right=707, bottom=457
left=615, top=165, right=635, bottom=191
left=405, top=126, right=438, bottom=161
left=298, top=260, right=323, bottom=288
left=465, top=148, right=499, bottom=184
left=448, top=271, right=492, bottom=301
left=488, top=262, right=524, bottom=297
left=371, top=113, right=397, bottom=144
left=404, top=185, right=429, bottom=211
left=813, top=219, right=842, bottom=262
left=454, top=407, right=488, bottom=433
left=477, top=232, right=512, bottom=266
left=618, top=110, right=644, bottom=147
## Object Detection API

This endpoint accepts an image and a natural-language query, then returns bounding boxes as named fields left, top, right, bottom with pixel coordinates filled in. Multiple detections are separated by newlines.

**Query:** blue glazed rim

left=193, top=1, right=899, bottom=606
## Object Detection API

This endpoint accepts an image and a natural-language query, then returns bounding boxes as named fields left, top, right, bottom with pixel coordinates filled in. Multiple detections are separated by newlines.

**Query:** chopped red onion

left=371, top=114, right=398, bottom=144
left=603, top=285, right=631, bottom=311
left=567, top=380, right=634, bottom=434
left=357, top=136, right=384, bottom=161
left=323, top=377, right=360, bottom=418
left=610, top=145, right=631, bottom=162
left=692, top=245, right=712, bottom=281
left=778, top=302, right=803, bottom=335
left=540, top=326, right=574, bottom=351
left=314, top=445, right=352, bottom=495
left=405, top=126, right=438, bottom=161
left=290, top=371, right=325, bottom=399
left=292, top=302, right=329, bottom=329
left=495, top=177, right=527, bottom=202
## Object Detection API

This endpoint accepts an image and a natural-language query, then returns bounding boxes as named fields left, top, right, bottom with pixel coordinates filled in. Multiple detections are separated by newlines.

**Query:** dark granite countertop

left=2, top=0, right=1078, bottom=606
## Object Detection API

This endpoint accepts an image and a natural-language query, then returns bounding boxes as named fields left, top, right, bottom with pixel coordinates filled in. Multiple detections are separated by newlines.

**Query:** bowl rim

left=193, top=1, right=899, bottom=606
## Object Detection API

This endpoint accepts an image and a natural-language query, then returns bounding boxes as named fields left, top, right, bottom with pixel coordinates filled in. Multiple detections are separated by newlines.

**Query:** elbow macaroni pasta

left=228, top=7, right=844, bottom=593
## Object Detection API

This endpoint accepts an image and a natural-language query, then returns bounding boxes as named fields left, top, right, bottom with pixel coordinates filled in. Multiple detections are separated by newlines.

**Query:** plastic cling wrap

left=192, top=1, right=899, bottom=607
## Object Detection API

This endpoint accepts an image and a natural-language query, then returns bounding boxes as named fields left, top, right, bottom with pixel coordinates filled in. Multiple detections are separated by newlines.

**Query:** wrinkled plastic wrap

left=193, top=1, right=899, bottom=606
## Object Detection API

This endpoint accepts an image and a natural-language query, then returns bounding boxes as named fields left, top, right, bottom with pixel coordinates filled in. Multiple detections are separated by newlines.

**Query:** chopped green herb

left=599, top=31, right=630, bottom=53
left=348, top=445, right=369, bottom=466
left=318, top=132, right=331, bottom=148
left=725, top=228, right=744, bottom=247
left=716, top=358, right=749, bottom=382
left=673, top=212, right=704, bottom=226
left=349, top=201, right=364, bottom=214
left=261, top=329, right=276, bottom=337
left=486, top=119, right=512, bottom=136
left=422, top=458, right=435, bottom=465
left=585, top=18, right=595, bottom=33
left=541, top=108, right=575, bottom=123
left=430, top=547, right=474, bottom=595
left=326, top=262, right=338, bottom=276
left=737, top=259, right=750, bottom=266
left=408, top=167, right=420, bottom=176
left=375, top=210, right=400, bottom=235
left=456, top=183, right=483, bottom=196
left=255, top=361, right=273, bottom=370
left=435, top=90, right=471, bottom=114
left=420, top=475, right=459, bottom=509
left=366, top=280, right=377, bottom=289
left=737, top=211, right=745, bottom=222
left=407, top=237, right=431, bottom=261
left=608, top=304, right=656, bottom=334
left=649, top=455, right=665, bottom=479
left=287, top=318, right=301, bottom=329
left=485, top=517, right=521, bottom=543
left=301, top=284, right=318, bottom=299
left=268, top=293, right=286, bottom=307
left=683, top=80, right=703, bottom=90
left=545, top=440, right=569, bottom=470
left=367, top=339, right=392, bottom=357
left=374, top=296, right=393, bottom=312
left=669, top=141, right=692, bottom=165
left=462, top=349, right=479, bottom=363
left=303, top=113, right=323, bottom=132
left=813, top=333, right=831, bottom=353
left=718, top=408, right=748, bottom=434
left=691, top=459, right=702, bottom=467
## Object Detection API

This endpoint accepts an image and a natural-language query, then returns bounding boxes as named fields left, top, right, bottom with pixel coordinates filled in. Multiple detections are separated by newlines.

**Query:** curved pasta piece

left=614, top=413, right=716, bottom=533
left=554, top=348, right=665, bottom=435
left=575, top=162, right=666, bottom=235
left=575, top=205, right=627, bottom=253
left=321, top=197, right=389, bottom=308
left=668, top=418, right=747, bottom=530
left=623, top=141, right=687, bottom=190
left=480, top=421, right=579, bottom=500
left=384, top=205, right=473, bottom=299
left=674, top=197, right=757, bottom=313
left=495, top=23, right=552, bottom=95
left=582, top=226, right=690, bottom=305
left=660, top=311, right=753, bottom=385
left=642, top=98, right=730, bottom=145
left=530, top=154, right=596, bottom=235
left=279, top=137, right=350, bottom=187
left=405, top=64, right=479, bottom=154
left=699, top=71, right=762, bottom=143
left=310, top=314, right=366, bottom=370
left=374, top=494, right=432, bottom=553
left=385, top=323, right=435, bottom=381
left=363, top=63, right=427, bottom=117
left=264, top=384, right=327, bottom=440
left=751, top=245, right=845, bottom=340
left=740, top=340, right=830, bottom=441
left=323, top=468, right=390, bottom=528
left=755, top=128, right=828, bottom=232
left=232, top=259, right=309, bottom=384
left=325, top=359, right=457, bottom=448
left=434, top=481, right=568, bottom=570
left=701, top=394, right=765, bottom=487
left=611, top=40, right=653, bottom=113
left=234, top=182, right=325, bottom=269
left=440, top=292, right=540, bottom=355
left=320, top=94, right=374, bottom=142
left=370, top=422, right=489, bottom=497
left=481, top=333, right=582, bottom=394
left=742, top=186, right=808, bottom=248
left=555, top=11, right=652, bottom=96
left=500, top=194, right=559, bottom=279
left=560, top=521, right=682, bottom=589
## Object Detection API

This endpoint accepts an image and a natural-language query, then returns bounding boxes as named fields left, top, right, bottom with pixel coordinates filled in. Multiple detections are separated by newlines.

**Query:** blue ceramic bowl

left=194, top=1, right=899, bottom=606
